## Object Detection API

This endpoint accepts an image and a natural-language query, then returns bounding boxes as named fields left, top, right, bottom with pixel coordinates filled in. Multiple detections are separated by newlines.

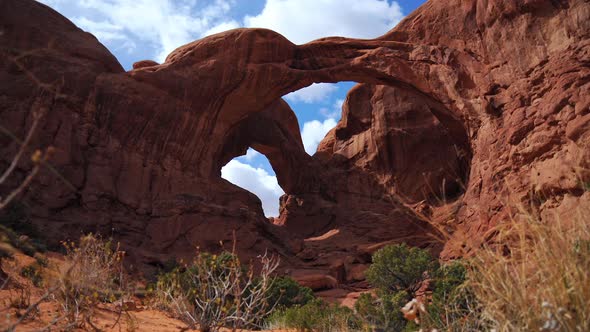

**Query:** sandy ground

left=0, top=252, right=292, bottom=331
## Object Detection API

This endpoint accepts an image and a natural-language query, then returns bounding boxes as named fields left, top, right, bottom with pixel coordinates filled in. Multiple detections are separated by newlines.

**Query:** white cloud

left=37, top=0, right=69, bottom=11
left=39, top=0, right=404, bottom=64
left=301, top=118, right=338, bottom=154
left=203, top=20, right=240, bottom=36
left=221, top=160, right=284, bottom=217
left=320, top=98, right=344, bottom=119
left=39, top=0, right=239, bottom=62
left=244, top=0, right=404, bottom=44
left=238, top=148, right=261, bottom=162
left=73, top=17, right=137, bottom=52
left=284, top=83, right=338, bottom=104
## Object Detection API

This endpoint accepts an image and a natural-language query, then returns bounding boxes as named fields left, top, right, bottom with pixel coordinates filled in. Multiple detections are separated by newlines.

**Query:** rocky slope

left=1, top=0, right=588, bottom=288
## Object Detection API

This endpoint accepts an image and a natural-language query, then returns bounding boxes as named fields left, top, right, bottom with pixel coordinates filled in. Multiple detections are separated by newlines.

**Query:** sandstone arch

left=1, top=0, right=588, bottom=276
left=126, top=27, right=477, bottom=183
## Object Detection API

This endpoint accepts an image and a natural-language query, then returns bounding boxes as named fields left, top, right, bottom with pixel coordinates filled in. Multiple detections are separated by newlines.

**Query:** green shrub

left=420, top=261, right=483, bottom=331
left=267, top=298, right=361, bottom=332
left=355, top=291, right=414, bottom=332
left=266, top=276, right=314, bottom=310
left=431, top=261, right=467, bottom=306
left=366, top=243, right=438, bottom=293
left=360, top=244, right=478, bottom=331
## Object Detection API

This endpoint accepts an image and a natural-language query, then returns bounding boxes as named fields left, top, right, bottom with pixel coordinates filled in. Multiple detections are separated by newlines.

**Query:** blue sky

left=38, top=0, right=427, bottom=216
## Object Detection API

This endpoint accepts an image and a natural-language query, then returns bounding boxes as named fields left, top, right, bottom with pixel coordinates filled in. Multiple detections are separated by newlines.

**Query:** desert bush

left=357, top=204, right=590, bottom=331
left=50, top=234, right=127, bottom=329
left=360, top=244, right=482, bottom=331
left=154, top=250, right=279, bottom=332
left=357, top=243, right=438, bottom=331
left=365, top=243, right=438, bottom=293
left=468, top=204, right=590, bottom=332
left=419, top=261, right=488, bottom=331
left=267, top=298, right=361, bottom=332
left=266, top=276, right=314, bottom=310
left=355, top=290, right=414, bottom=332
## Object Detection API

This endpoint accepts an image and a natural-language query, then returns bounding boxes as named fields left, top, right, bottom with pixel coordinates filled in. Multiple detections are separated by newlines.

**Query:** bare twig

left=5, top=284, right=59, bottom=332
left=0, top=163, right=41, bottom=210
left=0, top=97, right=52, bottom=211
left=0, top=123, right=76, bottom=193
left=0, top=111, right=42, bottom=185
left=156, top=246, right=280, bottom=332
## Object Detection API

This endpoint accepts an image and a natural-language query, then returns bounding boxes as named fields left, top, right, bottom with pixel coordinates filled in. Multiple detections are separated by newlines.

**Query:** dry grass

left=468, top=199, right=590, bottom=331
left=153, top=250, right=280, bottom=332
left=49, top=234, right=128, bottom=330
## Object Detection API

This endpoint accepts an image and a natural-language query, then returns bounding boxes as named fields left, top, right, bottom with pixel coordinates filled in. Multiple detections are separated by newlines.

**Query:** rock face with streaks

left=1, top=0, right=589, bottom=283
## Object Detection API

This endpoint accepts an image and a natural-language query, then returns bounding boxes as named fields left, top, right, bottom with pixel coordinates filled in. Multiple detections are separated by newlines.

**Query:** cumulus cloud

left=301, top=118, right=338, bottom=154
left=203, top=20, right=241, bottom=37
left=73, top=17, right=137, bottom=53
left=244, top=0, right=404, bottom=44
left=284, top=83, right=338, bottom=104
left=39, top=0, right=239, bottom=62
left=39, top=0, right=404, bottom=64
left=238, top=148, right=262, bottom=162
left=221, top=160, right=284, bottom=217
left=320, top=98, right=345, bottom=119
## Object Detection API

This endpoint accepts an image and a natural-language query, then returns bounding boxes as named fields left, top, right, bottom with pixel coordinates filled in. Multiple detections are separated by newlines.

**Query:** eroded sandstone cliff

left=1, top=0, right=588, bottom=287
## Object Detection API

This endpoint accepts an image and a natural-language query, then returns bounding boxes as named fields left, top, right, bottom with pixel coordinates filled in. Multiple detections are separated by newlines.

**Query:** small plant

left=355, top=290, right=413, bottom=332
left=266, top=276, right=314, bottom=310
left=360, top=247, right=485, bottom=331
left=419, top=261, right=487, bottom=331
left=8, top=286, right=32, bottom=310
left=154, top=250, right=279, bottom=332
left=267, top=298, right=361, bottom=332
left=20, top=262, right=44, bottom=287
left=50, top=234, right=127, bottom=329
left=366, top=243, right=438, bottom=293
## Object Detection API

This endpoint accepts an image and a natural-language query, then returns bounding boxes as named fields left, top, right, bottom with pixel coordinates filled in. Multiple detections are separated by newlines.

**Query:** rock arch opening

left=215, top=79, right=472, bottom=218
left=327, top=82, right=472, bottom=204
left=285, top=80, right=472, bottom=205
left=179, top=28, right=479, bottom=218
left=221, top=148, right=284, bottom=217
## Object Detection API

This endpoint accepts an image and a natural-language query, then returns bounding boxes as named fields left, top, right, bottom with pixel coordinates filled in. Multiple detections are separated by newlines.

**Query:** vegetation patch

left=266, top=298, right=361, bottom=332
left=152, top=250, right=279, bottom=332
left=50, top=234, right=128, bottom=329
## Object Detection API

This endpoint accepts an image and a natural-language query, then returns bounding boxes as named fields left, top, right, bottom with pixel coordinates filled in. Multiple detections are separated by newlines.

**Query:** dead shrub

left=153, top=250, right=280, bottom=332
left=49, top=234, right=127, bottom=329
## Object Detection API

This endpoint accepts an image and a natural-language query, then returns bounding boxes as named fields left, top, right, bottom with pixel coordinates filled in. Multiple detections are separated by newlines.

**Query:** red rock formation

left=385, top=0, right=590, bottom=256
left=1, top=0, right=589, bottom=284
